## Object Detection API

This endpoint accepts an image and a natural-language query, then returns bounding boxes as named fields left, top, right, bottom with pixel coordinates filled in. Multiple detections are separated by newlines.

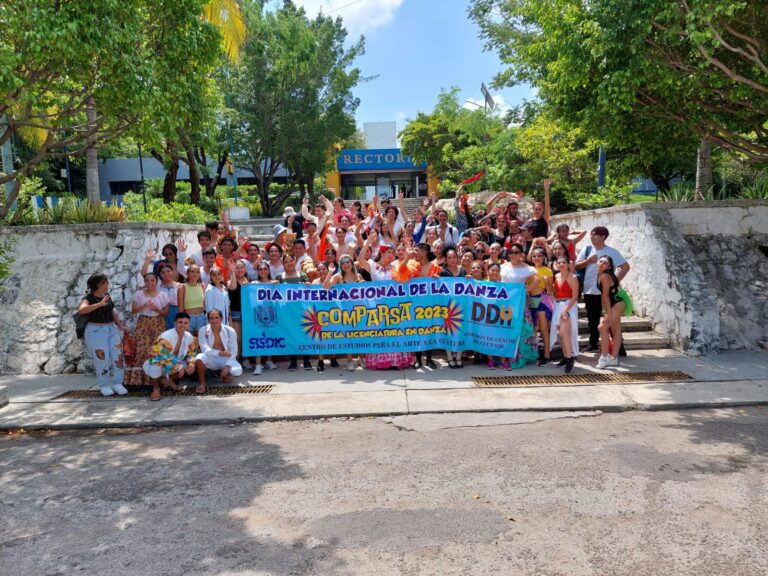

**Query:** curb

left=2, top=398, right=766, bottom=433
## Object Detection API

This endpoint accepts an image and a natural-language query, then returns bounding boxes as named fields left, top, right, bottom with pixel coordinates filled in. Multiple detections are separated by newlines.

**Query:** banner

left=242, top=278, right=526, bottom=357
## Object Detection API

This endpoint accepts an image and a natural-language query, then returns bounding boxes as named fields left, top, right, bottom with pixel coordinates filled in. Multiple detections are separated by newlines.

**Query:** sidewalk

left=1, top=349, right=766, bottom=430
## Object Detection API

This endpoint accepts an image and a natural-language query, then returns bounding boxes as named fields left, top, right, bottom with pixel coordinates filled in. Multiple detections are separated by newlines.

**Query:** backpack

left=73, top=312, right=89, bottom=339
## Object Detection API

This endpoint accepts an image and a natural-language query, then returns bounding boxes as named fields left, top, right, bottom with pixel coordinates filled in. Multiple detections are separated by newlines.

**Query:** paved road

left=2, top=408, right=767, bottom=575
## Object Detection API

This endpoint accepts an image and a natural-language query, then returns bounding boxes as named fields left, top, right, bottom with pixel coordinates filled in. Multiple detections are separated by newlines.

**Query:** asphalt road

left=2, top=408, right=767, bottom=576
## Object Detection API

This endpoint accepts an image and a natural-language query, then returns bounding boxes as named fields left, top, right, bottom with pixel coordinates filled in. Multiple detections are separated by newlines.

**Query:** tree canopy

left=469, top=0, right=768, bottom=162
left=230, top=0, right=363, bottom=216
left=0, top=0, right=222, bottom=217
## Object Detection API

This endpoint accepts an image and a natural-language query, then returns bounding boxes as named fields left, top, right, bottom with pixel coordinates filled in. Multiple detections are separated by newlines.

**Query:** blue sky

left=266, top=0, right=535, bottom=130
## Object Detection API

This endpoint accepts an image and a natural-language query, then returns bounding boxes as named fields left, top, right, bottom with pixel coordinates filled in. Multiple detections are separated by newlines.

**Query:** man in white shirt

left=195, top=308, right=243, bottom=392
left=292, top=238, right=310, bottom=270
left=575, top=226, right=630, bottom=353
left=427, top=208, right=460, bottom=246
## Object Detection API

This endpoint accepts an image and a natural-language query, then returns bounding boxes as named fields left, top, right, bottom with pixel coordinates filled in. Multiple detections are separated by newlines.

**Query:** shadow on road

left=0, top=425, right=346, bottom=576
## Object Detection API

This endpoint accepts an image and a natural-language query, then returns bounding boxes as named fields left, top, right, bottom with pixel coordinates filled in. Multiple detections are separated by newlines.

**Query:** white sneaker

left=253, top=364, right=263, bottom=376
left=265, top=360, right=277, bottom=370
left=112, top=383, right=129, bottom=396
left=347, top=359, right=356, bottom=371
left=597, top=355, right=617, bottom=369
left=99, top=387, right=114, bottom=397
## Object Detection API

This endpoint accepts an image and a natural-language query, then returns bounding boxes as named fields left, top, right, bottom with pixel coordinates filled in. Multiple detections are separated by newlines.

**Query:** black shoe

left=537, top=357, right=550, bottom=367
left=617, top=344, right=627, bottom=357
left=330, top=358, right=340, bottom=368
left=303, top=360, right=313, bottom=370
left=448, top=360, right=457, bottom=369
left=585, top=344, right=600, bottom=352
left=556, top=357, right=568, bottom=367
left=426, top=358, right=438, bottom=370
left=411, top=360, right=423, bottom=370
left=473, top=355, right=484, bottom=365
left=456, top=360, right=464, bottom=368
left=564, top=357, right=575, bottom=374
left=288, top=361, right=298, bottom=371
left=316, top=360, right=324, bottom=372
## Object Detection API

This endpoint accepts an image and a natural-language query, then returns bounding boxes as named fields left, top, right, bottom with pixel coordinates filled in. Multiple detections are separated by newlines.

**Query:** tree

left=469, top=0, right=768, bottom=165
left=400, top=88, right=516, bottom=193
left=230, top=1, right=363, bottom=215
left=0, top=0, right=222, bottom=216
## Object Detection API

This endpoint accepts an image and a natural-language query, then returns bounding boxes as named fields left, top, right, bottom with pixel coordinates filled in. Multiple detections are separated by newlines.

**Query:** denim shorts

left=231, top=310, right=242, bottom=322
left=189, top=312, right=207, bottom=333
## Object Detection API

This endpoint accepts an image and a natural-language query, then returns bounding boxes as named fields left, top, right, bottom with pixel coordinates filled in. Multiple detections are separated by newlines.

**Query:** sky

left=265, top=0, right=535, bottom=131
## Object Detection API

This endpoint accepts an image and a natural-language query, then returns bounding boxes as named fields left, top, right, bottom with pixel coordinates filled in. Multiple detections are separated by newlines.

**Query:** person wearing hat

left=283, top=206, right=305, bottom=239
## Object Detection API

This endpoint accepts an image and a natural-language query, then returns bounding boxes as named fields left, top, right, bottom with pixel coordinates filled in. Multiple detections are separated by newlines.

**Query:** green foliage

left=16, top=198, right=126, bottom=225
left=469, top=0, right=768, bottom=163
left=124, top=193, right=212, bottom=224
left=0, top=237, right=15, bottom=283
left=230, top=1, right=364, bottom=215
left=0, top=0, right=223, bottom=217
left=401, top=88, right=516, bottom=193
left=739, top=176, right=768, bottom=200
left=561, top=183, right=635, bottom=211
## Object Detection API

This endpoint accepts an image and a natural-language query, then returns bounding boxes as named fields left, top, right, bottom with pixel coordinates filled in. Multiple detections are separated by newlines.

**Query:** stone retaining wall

left=0, top=223, right=201, bottom=375
left=0, top=201, right=766, bottom=375
left=552, top=200, right=768, bottom=355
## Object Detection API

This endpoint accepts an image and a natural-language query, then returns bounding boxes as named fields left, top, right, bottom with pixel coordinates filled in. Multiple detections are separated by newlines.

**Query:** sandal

left=196, top=384, right=207, bottom=395
left=222, top=374, right=232, bottom=384
left=150, top=388, right=162, bottom=402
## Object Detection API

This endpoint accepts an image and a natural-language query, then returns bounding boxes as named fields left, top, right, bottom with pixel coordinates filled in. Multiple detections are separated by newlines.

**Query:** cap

left=282, top=206, right=296, bottom=218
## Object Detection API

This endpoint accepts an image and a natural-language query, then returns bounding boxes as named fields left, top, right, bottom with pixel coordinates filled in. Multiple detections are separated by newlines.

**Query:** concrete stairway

left=575, top=303, right=669, bottom=350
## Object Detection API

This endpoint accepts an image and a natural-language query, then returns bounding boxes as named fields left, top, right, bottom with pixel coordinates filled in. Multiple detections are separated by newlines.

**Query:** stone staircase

left=576, top=303, right=669, bottom=350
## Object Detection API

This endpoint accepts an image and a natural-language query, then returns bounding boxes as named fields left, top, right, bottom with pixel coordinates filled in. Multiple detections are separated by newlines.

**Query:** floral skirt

left=365, top=352, right=414, bottom=370
left=125, top=315, right=167, bottom=387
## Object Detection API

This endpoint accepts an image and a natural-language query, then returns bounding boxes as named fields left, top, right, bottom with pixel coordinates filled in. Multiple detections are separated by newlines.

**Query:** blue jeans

left=165, top=304, right=179, bottom=330
left=84, top=323, right=124, bottom=390
left=189, top=312, right=206, bottom=334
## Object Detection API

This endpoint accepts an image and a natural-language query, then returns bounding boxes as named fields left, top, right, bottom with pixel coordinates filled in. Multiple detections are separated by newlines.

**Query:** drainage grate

left=53, top=385, right=274, bottom=400
left=473, top=371, right=692, bottom=388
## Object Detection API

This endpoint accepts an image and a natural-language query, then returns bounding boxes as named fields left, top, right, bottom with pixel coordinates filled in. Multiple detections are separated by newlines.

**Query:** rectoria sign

left=241, top=278, right=526, bottom=357
left=336, top=148, right=427, bottom=172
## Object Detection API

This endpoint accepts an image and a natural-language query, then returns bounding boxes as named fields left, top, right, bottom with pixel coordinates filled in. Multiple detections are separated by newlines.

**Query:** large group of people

left=77, top=180, right=631, bottom=399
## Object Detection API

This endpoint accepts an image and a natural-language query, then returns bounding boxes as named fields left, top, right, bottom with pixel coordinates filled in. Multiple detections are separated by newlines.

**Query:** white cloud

left=292, top=0, right=404, bottom=37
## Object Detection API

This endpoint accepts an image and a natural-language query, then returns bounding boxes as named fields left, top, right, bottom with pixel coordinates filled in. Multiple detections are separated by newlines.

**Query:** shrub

left=19, top=198, right=126, bottom=224
left=124, top=193, right=212, bottom=224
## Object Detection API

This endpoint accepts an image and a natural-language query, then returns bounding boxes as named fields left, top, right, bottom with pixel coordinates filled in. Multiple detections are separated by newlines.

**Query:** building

left=325, top=122, right=439, bottom=200
left=96, top=157, right=290, bottom=200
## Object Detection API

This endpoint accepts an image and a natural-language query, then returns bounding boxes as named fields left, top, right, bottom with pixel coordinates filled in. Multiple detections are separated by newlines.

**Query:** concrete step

left=577, top=331, right=669, bottom=350
left=577, top=316, right=652, bottom=333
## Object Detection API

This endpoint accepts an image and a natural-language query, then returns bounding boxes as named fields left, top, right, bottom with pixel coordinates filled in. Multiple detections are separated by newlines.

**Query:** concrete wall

left=552, top=200, right=768, bottom=355
left=0, top=223, right=201, bottom=375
